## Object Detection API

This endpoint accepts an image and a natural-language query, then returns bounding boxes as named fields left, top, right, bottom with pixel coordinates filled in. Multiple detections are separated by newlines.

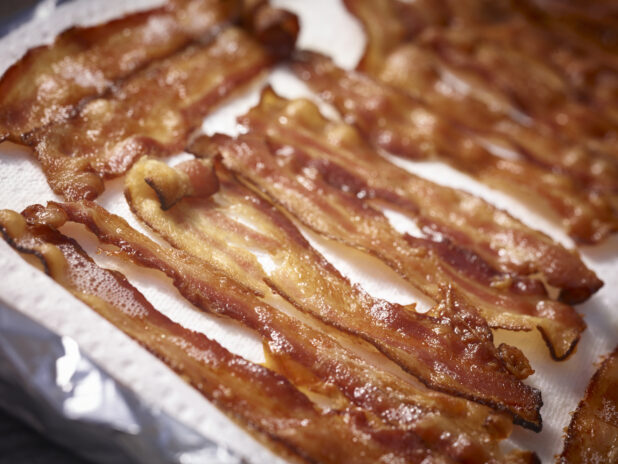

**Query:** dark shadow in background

left=0, top=0, right=73, bottom=37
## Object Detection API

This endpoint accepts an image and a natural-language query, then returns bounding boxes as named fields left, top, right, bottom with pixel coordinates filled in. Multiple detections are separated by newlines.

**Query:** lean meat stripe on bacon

left=10, top=7, right=298, bottom=202
left=7, top=201, right=540, bottom=462
left=0, top=0, right=240, bottom=141
left=292, top=51, right=618, bottom=244
left=0, top=209, right=460, bottom=464
left=197, top=106, right=587, bottom=361
left=125, top=155, right=543, bottom=430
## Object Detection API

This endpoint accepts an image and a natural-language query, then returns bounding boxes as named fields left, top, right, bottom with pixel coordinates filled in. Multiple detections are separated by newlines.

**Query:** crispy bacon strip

left=125, top=156, right=543, bottom=431
left=0, top=0, right=241, bottom=141
left=19, top=16, right=297, bottom=202
left=465, top=14, right=618, bottom=120
left=0, top=210, right=452, bottom=464
left=396, top=23, right=617, bottom=141
left=559, top=347, right=618, bottom=464
left=354, top=0, right=618, bottom=165
left=20, top=200, right=544, bottom=448
left=291, top=51, right=618, bottom=244
left=15, top=202, right=534, bottom=463
left=232, top=87, right=602, bottom=305
left=200, top=129, right=586, bottom=362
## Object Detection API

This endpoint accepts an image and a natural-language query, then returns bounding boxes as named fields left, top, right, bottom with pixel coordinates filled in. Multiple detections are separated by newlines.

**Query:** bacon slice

left=232, top=87, right=602, bottom=305
left=342, top=0, right=449, bottom=74
left=0, top=209, right=457, bottom=464
left=18, top=15, right=297, bottom=202
left=125, top=155, right=543, bottom=431
left=348, top=0, right=618, bottom=140
left=0, top=0, right=242, bottom=141
left=343, top=0, right=618, bottom=225
left=472, top=12, right=618, bottom=117
left=199, top=127, right=586, bottom=362
left=416, top=29, right=618, bottom=140
left=559, top=347, right=618, bottom=464
left=517, top=0, right=618, bottom=69
left=19, top=200, right=544, bottom=447
left=412, top=30, right=618, bottom=172
left=375, top=38, right=618, bottom=199
left=350, top=0, right=618, bottom=170
left=291, top=51, right=618, bottom=244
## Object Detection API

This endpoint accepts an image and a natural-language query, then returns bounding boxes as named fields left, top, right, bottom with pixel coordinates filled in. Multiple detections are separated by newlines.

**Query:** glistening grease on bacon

left=125, top=156, right=543, bottom=431
left=231, top=87, right=602, bottom=305
left=291, top=51, right=618, bottom=244
left=13, top=202, right=541, bottom=461
left=0, top=0, right=241, bottom=141
left=0, top=210, right=458, bottom=464
left=558, top=346, right=618, bottom=464
left=18, top=10, right=298, bottom=202
left=199, top=130, right=586, bottom=362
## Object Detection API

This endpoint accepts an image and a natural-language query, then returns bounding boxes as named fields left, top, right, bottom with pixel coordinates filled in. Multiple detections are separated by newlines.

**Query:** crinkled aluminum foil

left=0, top=298, right=243, bottom=464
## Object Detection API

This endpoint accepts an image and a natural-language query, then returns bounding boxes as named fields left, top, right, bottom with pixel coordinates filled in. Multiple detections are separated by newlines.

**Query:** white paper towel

left=0, top=1, right=616, bottom=462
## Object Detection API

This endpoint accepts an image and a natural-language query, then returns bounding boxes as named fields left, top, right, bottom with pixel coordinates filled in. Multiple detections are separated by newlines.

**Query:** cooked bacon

left=559, top=347, right=618, bottom=464
left=142, top=157, right=220, bottom=210
left=0, top=209, right=459, bottom=464
left=473, top=19, right=618, bottom=118
left=291, top=51, right=618, bottom=244
left=232, top=87, right=602, bottom=305
left=0, top=0, right=241, bottom=142
left=517, top=0, right=618, bottom=68
left=19, top=200, right=544, bottom=454
left=414, top=30, right=618, bottom=160
left=17, top=16, right=297, bottom=202
left=356, top=0, right=618, bottom=173
left=199, top=127, right=587, bottom=362
left=418, top=29, right=617, bottom=135
left=344, top=0, right=618, bottom=216
left=375, top=39, right=618, bottom=199
left=125, top=156, right=543, bottom=432
left=18, top=201, right=540, bottom=462
left=348, top=0, right=618, bottom=133
left=342, top=0, right=449, bottom=74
